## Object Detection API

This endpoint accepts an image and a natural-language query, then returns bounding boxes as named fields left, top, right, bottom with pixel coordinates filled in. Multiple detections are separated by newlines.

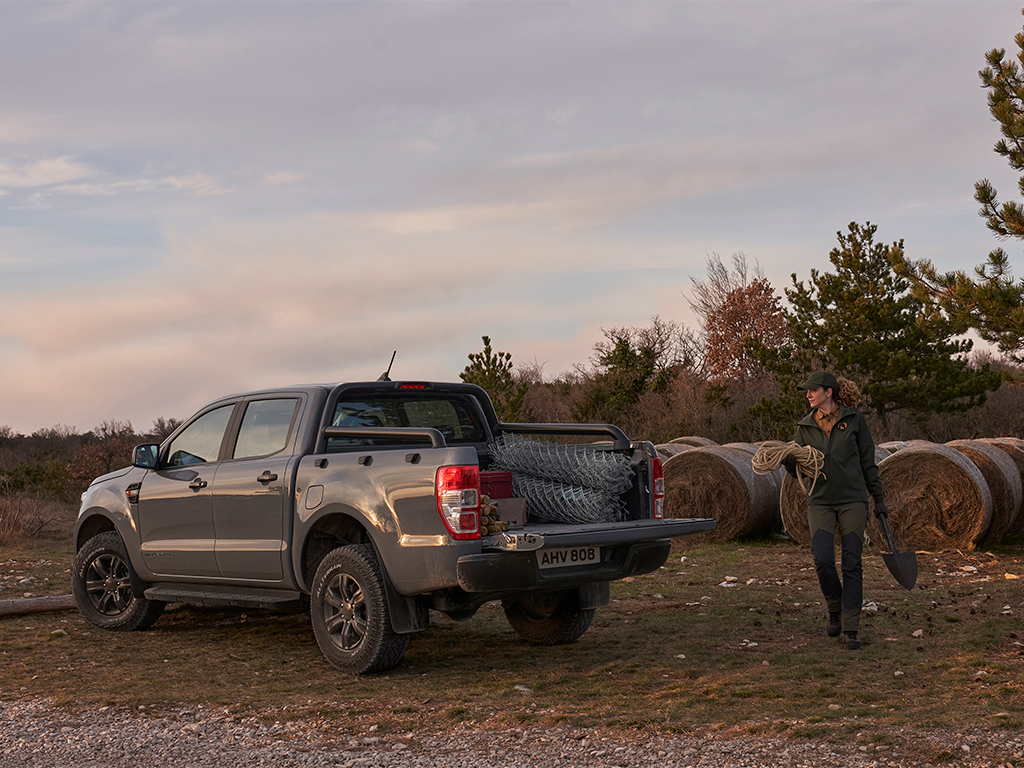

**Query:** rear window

left=327, top=395, right=486, bottom=449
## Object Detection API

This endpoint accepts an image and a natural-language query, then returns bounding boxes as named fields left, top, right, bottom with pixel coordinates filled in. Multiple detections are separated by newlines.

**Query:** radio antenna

left=377, top=351, right=397, bottom=382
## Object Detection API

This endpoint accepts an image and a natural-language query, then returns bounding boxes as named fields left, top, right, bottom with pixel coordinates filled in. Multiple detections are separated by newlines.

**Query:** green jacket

left=793, top=405, right=883, bottom=506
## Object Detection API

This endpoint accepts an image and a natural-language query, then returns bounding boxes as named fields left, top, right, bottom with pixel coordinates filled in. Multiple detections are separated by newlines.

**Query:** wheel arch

left=74, top=513, right=150, bottom=597
left=75, top=512, right=119, bottom=551
left=298, top=509, right=372, bottom=592
left=298, top=508, right=429, bottom=635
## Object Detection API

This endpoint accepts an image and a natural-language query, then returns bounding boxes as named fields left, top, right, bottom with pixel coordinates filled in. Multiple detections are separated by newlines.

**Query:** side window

left=166, top=405, right=235, bottom=467
left=233, top=398, right=299, bottom=460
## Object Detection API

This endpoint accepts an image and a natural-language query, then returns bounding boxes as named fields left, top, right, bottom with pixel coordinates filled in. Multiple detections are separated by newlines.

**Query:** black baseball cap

left=797, top=371, right=839, bottom=391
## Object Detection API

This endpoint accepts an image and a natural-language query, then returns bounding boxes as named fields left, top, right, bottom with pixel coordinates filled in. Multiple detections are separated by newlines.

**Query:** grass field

left=2, top=534, right=1022, bottom=755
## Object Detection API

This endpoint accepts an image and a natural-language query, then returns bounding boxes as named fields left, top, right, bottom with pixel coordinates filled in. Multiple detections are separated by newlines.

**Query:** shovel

left=879, top=513, right=918, bottom=590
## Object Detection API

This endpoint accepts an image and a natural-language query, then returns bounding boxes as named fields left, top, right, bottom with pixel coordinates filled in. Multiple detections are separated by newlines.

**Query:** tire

left=503, top=589, right=596, bottom=645
left=310, top=544, right=409, bottom=674
left=72, top=532, right=165, bottom=631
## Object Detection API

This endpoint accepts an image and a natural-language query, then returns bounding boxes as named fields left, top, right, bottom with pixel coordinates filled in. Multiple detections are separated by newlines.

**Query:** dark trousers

left=807, top=502, right=868, bottom=633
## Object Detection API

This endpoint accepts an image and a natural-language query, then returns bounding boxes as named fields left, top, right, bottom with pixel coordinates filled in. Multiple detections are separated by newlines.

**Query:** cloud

left=47, top=172, right=234, bottom=198
left=0, top=114, right=59, bottom=143
left=162, top=172, right=234, bottom=196
left=0, top=157, right=95, bottom=188
left=259, top=170, right=311, bottom=186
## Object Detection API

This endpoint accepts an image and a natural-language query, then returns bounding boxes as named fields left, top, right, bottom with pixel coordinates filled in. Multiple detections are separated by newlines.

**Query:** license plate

left=537, top=546, right=601, bottom=569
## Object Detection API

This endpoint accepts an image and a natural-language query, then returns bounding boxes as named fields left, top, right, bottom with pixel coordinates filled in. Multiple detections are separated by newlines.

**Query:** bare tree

left=688, top=253, right=789, bottom=381
left=149, top=416, right=184, bottom=442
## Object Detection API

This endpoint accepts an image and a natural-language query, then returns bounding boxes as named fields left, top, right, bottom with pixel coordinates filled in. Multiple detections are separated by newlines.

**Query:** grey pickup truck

left=73, top=380, right=714, bottom=673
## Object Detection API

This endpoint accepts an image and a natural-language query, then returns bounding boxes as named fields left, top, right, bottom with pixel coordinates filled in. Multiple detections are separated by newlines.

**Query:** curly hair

left=836, top=376, right=861, bottom=407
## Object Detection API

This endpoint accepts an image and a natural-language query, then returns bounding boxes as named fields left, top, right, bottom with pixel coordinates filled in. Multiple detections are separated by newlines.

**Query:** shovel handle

left=880, top=514, right=900, bottom=553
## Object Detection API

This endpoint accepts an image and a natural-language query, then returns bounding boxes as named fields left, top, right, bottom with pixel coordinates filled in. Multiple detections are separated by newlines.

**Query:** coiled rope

left=752, top=440, right=825, bottom=496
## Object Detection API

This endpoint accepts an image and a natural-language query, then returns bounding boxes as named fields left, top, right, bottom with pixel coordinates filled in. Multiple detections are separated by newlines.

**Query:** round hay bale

left=992, top=436, right=1024, bottom=450
left=879, top=440, right=911, bottom=454
left=779, top=447, right=890, bottom=547
left=779, top=473, right=810, bottom=545
left=662, top=446, right=777, bottom=543
left=979, top=438, right=1024, bottom=534
left=668, top=436, right=717, bottom=447
left=748, top=442, right=788, bottom=506
left=723, top=442, right=758, bottom=453
left=654, top=443, right=696, bottom=460
left=871, top=443, right=992, bottom=551
left=946, top=440, right=1020, bottom=545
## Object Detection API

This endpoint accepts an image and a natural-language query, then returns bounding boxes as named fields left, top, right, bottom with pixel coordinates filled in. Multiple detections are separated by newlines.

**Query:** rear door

left=211, top=396, right=302, bottom=581
left=138, top=403, right=237, bottom=578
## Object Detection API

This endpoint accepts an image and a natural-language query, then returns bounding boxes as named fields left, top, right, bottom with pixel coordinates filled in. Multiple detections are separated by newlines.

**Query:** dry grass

left=2, top=535, right=1023, bottom=752
left=0, top=495, right=76, bottom=546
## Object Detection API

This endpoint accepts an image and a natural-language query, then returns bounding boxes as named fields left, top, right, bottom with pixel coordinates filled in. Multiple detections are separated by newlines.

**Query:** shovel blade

left=882, top=551, right=918, bottom=591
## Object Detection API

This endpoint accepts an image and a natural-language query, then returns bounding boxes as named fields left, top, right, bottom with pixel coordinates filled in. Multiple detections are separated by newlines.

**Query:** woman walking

left=783, top=371, right=887, bottom=650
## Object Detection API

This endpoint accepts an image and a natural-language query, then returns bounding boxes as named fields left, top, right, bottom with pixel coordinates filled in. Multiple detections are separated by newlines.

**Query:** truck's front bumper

left=456, top=517, right=715, bottom=593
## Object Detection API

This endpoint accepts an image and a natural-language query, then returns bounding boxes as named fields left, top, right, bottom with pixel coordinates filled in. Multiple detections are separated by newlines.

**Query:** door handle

left=188, top=478, right=208, bottom=490
left=257, top=471, right=279, bottom=484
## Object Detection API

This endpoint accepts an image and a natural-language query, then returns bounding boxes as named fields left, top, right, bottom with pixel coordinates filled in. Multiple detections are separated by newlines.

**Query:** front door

left=138, top=403, right=236, bottom=578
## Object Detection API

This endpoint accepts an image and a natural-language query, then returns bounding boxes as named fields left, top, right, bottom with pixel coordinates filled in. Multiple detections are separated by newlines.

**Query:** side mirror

left=133, top=444, right=160, bottom=469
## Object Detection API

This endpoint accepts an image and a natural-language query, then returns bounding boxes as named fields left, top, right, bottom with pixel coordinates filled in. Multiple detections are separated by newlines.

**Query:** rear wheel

left=310, top=544, right=409, bottom=674
left=503, top=589, right=595, bottom=645
left=72, top=532, right=165, bottom=631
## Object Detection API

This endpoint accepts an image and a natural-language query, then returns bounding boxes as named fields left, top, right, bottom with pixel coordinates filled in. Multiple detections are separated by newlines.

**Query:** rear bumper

left=456, top=516, right=715, bottom=593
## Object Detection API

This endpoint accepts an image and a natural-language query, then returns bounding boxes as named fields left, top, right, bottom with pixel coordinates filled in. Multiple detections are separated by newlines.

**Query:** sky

left=2, top=0, right=1024, bottom=435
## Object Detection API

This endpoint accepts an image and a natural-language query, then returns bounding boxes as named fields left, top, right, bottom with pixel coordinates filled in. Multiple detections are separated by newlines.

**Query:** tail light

left=435, top=465, right=481, bottom=540
left=651, top=456, right=665, bottom=519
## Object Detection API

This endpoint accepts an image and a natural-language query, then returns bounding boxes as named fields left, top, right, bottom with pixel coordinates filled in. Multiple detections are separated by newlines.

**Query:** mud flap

left=578, top=581, right=610, bottom=610
left=368, top=540, right=430, bottom=635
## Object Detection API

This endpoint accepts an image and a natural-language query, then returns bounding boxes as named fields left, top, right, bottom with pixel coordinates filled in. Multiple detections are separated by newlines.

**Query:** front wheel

left=72, top=531, right=165, bottom=631
left=503, top=589, right=595, bottom=645
left=310, top=544, right=409, bottom=674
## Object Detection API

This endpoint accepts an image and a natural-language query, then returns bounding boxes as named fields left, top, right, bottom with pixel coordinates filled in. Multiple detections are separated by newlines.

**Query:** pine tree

left=755, top=223, right=1002, bottom=434
left=896, top=12, right=1024, bottom=359
left=460, top=336, right=527, bottom=423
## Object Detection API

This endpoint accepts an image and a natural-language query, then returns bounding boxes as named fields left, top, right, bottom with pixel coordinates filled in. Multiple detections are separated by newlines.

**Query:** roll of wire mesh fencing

left=489, top=433, right=634, bottom=524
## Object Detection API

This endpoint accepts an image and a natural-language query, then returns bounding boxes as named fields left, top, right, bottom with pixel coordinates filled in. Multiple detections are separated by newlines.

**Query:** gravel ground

left=1, top=698, right=1020, bottom=768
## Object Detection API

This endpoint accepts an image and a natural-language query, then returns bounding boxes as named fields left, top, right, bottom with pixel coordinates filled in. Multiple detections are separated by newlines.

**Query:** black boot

left=845, top=631, right=861, bottom=650
left=827, top=612, right=842, bottom=638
